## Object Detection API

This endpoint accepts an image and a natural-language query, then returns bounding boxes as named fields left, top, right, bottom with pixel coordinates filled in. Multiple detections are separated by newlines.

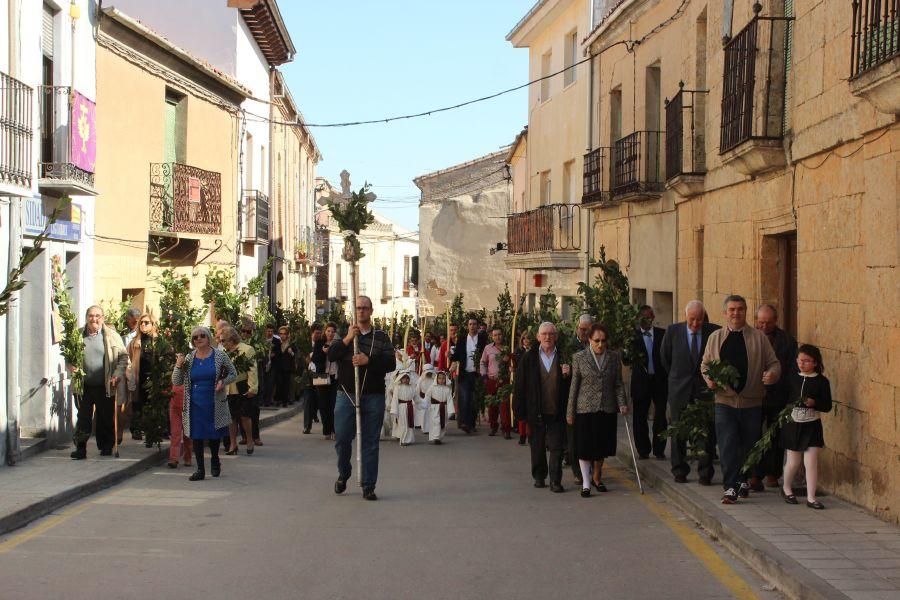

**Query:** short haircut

left=85, top=305, right=103, bottom=317
left=491, top=325, right=503, bottom=334
left=638, top=304, right=653, bottom=313
left=325, top=321, right=338, bottom=331
left=756, top=303, right=778, bottom=319
left=190, top=326, right=214, bottom=345
left=311, top=323, right=323, bottom=332
left=538, top=321, right=556, bottom=334
left=684, top=300, right=705, bottom=315
left=590, top=323, right=610, bottom=339
left=221, top=326, right=241, bottom=345
left=125, top=308, right=142, bottom=319
left=723, top=294, right=747, bottom=310
left=578, top=314, right=593, bottom=326
left=357, top=295, right=373, bottom=308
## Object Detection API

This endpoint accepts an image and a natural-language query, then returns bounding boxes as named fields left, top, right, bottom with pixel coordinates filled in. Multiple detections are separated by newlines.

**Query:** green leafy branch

left=741, top=402, right=795, bottom=474
left=662, top=393, right=715, bottom=458
left=51, top=254, right=85, bottom=396
left=704, top=359, right=741, bottom=392
left=0, top=202, right=64, bottom=318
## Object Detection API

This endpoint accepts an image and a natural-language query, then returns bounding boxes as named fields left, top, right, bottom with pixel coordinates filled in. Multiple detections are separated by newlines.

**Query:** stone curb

left=0, top=404, right=302, bottom=538
left=614, top=444, right=847, bottom=600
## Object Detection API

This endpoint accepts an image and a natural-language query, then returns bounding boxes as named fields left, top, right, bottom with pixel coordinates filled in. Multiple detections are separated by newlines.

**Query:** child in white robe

left=390, top=371, right=416, bottom=446
left=417, top=365, right=436, bottom=434
left=425, top=371, right=454, bottom=444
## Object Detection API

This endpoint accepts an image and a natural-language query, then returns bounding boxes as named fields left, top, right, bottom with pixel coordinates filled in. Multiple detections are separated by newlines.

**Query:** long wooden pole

left=350, top=248, right=362, bottom=486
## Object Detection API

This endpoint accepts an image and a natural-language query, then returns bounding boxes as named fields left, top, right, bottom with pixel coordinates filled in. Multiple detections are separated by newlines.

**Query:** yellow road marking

left=0, top=503, right=92, bottom=554
left=606, top=466, right=760, bottom=600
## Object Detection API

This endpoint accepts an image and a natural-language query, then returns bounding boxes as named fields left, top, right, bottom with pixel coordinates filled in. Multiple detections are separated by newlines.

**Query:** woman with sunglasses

left=221, top=325, right=258, bottom=456
left=173, top=326, right=237, bottom=481
left=566, top=323, right=627, bottom=497
left=127, top=313, right=168, bottom=448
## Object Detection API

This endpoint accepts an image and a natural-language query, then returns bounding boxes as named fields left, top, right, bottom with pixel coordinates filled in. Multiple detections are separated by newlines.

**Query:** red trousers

left=168, top=386, right=192, bottom=465
left=485, top=378, right=512, bottom=433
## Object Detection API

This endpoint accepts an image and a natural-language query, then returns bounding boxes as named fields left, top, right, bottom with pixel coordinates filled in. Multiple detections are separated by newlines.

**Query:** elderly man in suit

left=514, top=322, right=572, bottom=493
left=451, top=318, right=488, bottom=434
left=703, top=295, right=781, bottom=505
left=660, top=300, right=721, bottom=484
left=631, top=305, right=668, bottom=460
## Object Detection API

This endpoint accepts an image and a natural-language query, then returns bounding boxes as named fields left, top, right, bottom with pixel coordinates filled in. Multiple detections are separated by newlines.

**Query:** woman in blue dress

left=173, top=326, right=237, bottom=481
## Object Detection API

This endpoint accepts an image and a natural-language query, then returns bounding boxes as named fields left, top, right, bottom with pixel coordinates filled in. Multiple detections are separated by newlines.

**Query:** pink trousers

left=168, top=386, right=192, bottom=465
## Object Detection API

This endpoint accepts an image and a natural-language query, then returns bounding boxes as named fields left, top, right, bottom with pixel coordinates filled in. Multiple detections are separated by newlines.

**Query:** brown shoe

left=764, top=475, right=779, bottom=488
left=749, top=476, right=765, bottom=492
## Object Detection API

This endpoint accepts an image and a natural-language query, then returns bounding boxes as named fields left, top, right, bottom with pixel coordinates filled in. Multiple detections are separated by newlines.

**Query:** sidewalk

left=0, top=403, right=301, bottom=537
left=615, top=429, right=900, bottom=600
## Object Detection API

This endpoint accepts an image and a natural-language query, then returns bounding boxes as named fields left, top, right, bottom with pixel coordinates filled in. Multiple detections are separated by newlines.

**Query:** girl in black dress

left=781, top=344, right=832, bottom=509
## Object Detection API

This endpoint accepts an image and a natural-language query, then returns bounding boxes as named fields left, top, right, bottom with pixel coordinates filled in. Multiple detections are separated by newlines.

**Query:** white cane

left=623, top=416, right=644, bottom=494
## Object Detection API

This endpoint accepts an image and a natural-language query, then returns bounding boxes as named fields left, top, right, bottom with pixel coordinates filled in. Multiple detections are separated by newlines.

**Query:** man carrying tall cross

left=328, top=295, right=396, bottom=500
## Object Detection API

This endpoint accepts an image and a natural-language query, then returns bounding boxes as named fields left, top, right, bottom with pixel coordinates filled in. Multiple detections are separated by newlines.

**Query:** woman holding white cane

left=566, top=324, right=628, bottom=498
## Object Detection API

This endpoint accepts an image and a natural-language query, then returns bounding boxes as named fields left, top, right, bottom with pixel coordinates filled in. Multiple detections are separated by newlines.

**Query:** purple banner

left=70, top=90, right=96, bottom=174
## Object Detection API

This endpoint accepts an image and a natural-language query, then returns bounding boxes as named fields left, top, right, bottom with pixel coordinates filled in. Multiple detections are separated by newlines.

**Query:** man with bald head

left=514, top=322, right=572, bottom=492
left=750, top=304, right=797, bottom=490
left=660, top=300, right=720, bottom=484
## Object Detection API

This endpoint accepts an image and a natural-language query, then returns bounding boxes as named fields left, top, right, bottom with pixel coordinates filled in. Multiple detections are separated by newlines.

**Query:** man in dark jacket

left=630, top=305, right=669, bottom=460
left=327, top=296, right=396, bottom=500
left=751, top=304, right=797, bottom=490
left=660, top=300, right=720, bottom=484
left=451, top=317, right=488, bottom=433
left=514, top=322, right=572, bottom=493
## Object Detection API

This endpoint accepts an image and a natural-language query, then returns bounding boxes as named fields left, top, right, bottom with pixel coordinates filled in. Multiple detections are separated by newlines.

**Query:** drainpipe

left=5, top=0, right=22, bottom=465
left=584, top=50, right=594, bottom=286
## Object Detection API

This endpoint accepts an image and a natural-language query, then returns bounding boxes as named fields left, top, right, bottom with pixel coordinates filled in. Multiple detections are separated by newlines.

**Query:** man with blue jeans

left=327, top=296, right=395, bottom=500
left=451, top=318, right=487, bottom=434
left=703, top=295, right=781, bottom=505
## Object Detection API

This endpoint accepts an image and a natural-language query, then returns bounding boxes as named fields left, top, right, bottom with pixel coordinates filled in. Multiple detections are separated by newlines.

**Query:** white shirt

left=539, top=346, right=557, bottom=373
left=465, top=335, right=478, bottom=372
left=124, top=328, right=137, bottom=348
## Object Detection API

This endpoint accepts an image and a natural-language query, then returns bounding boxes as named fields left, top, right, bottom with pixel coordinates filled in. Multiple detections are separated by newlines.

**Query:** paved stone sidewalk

left=615, top=429, right=900, bottom=600
left=0, top=404, right=300, bottom=536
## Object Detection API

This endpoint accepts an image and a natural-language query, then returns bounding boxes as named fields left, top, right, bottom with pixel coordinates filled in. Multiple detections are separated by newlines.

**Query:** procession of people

left=66, top=293, right=832, bottom=509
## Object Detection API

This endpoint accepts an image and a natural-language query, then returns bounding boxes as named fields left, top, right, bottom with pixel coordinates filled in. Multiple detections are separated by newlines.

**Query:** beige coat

left=702, top=326, right=781, bottom=409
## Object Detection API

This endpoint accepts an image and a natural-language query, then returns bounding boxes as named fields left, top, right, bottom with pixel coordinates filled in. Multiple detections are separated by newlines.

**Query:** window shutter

left=42, top=4, right=55, bottom=58
left=782, top=0, right=794, bottom=132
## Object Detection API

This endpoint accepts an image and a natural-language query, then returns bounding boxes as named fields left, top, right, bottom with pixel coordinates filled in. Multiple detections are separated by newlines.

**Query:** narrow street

left=0, top=416, right=777, bottom=600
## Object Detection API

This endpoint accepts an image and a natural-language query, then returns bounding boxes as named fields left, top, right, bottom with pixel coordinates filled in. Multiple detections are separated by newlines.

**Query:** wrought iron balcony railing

left=241, top=189, right=269, bottom=242
left=612, top=130, right=664, bottom=196
left=582, top=147, right=612, bottom=205
left=851, top=0, right=899, bottom=78
left=38, top=85, right=97, bottom=195
left=0, top=72, right=33, bottom=189
left=665, top=83, right=708, bottom=180
left=149, top=162, right=222, bottom=235
left=719, top=7, right=792, bottom=153
left=295, top=224, right=322, bottom=266
left=507, top=204, right=581, bottom=255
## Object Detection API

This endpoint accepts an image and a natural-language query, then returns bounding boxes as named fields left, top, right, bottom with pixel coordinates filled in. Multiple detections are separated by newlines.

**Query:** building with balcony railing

left=0, top=72, right=33, bottom=193
left=505, top=204, right=582, bottom=270
left=37, top=85, right=98, bottom=196
left=579, top=0, right=900, bottom=522
left=149, top=163, right=223, bottom=236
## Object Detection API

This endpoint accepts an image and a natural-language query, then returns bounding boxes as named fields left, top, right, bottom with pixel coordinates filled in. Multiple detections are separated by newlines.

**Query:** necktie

left=691, top=331, right=700, bottom=366
left=643, top=330, right=654, bottom=374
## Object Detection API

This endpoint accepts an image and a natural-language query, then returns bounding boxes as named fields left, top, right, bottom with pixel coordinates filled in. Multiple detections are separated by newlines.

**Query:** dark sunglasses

left=140, top=320, right=152, bottom=325
left=192, top=335, right=207, bottom=341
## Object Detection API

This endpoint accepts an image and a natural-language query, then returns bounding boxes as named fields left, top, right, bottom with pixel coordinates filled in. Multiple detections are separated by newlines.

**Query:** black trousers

left=457, top=371, right=477, bottom=430
left=315, top=383, right=336, bottom=435
left=275, top=370, right=292, bottom=407
left=192, top=439, right=221, bottom=472
left=633, top=377, right=668, bottom=458
left=303, top=387, right=318, bottom=431
left=74, top=384, right=115, bottom=451
left=670, top=397, right=716, bottom=481
left=754, top=402, right=787, bottom=479
left=529, top=416, right=566, bottom=485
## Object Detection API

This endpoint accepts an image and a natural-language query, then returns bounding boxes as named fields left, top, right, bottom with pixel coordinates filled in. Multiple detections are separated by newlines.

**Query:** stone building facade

left=414, top=150, right=511, bottom=313
left=581, top=0, right=899, bottom=521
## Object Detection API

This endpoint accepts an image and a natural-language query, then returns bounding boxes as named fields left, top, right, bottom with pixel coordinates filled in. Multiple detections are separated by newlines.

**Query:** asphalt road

left=0, top=416, right=780, bottom=600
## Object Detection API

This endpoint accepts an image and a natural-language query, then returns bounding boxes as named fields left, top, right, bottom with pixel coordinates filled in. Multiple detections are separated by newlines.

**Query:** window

left=652, top=291, right=674, bottom=326
left=539, top=171, right=551, bottom=205
left=381, top=266, right=389, bottom=302
left=645, top=64, right=661, bottom=131
left=632, top=287, right=647, bottom=306
left=402, top=256, right=411, bottom=297
left=562, top=160, right=575, bottom=204
left=335, top=263, right=343, bottom=299
left=564, top=30, right=578, bottom=87
left=540, top=50, right=552, bottom=101
left=164, top=89, right=186, bottom=164
left=610, top=88, right=622, bottom=145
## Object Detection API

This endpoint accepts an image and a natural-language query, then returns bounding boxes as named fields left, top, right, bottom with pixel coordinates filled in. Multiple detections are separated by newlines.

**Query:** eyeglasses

left=192, top=335, right=207, bottom=341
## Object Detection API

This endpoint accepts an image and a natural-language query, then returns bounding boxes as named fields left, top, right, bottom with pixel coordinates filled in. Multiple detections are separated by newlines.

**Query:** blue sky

left=280, top=0, right=536, bottom=231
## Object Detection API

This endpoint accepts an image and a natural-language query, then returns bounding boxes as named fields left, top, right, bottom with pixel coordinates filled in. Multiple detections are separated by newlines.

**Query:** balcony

left=149, top=163, right=222, bottom=235
left=850, top=0, right=900, bottom=114
left=612, top=130, right=664, bottom=201
left=241, top=189, right=269, bottom=243
left=0, top=72, right=33, bottom=192
left=582, top=147, right=612, bottom=205
left=294, top=224, right=323, bottom=271
left=665, top=83, right=708, bottom=198
left=719, top=6, right=791, bottom=176
left=38, top=85, right=97, bottom=196
left=505, top=204, right=582, bottom=270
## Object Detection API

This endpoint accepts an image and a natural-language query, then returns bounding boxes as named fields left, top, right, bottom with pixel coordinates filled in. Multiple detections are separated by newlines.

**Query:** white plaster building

left=0, top=0, right=99, bottom=462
